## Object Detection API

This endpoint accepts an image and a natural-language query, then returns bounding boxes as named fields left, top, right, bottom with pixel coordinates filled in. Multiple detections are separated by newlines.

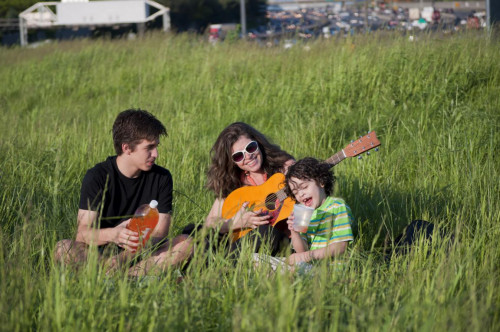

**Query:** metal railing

left=0, top=18, right=20, bottom=30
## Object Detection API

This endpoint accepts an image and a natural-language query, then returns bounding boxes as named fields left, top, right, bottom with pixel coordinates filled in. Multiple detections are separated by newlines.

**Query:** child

left=252, top=157, right=354, bottom=272
left=284, top=157, right=354, bottom=266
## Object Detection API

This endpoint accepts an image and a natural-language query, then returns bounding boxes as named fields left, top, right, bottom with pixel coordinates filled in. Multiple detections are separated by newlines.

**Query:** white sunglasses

left=231, top=141, right=259, bottom=163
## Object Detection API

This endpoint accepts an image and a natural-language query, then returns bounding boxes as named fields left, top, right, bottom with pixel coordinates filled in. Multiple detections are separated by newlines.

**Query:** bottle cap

left=149, top=200, right=158, bottom=209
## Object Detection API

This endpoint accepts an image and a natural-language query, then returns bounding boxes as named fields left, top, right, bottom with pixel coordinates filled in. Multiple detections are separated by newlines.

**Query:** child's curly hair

left=284, top=157, right=336, bottom=200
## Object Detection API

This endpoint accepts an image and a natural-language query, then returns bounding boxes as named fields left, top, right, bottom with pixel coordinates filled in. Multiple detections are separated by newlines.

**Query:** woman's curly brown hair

left=206, top=122, right=294, bottom=198
left=284, top=157, right=336, bottom=201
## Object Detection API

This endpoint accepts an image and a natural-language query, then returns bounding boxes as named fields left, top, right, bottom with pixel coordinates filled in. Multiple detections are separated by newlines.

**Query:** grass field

left=1, top=32, right=499, bottom=331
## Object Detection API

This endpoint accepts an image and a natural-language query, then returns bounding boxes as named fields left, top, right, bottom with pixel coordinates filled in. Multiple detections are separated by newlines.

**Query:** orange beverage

left=126, top=200, right=159, bottom=248
left=294, top=225, right=309, bottom=233
left=292, top=204, right=314, bottom=233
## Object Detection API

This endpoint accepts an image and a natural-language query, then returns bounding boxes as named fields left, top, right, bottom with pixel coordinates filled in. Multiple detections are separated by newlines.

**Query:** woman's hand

left=232, top=202, right=271, bottom=230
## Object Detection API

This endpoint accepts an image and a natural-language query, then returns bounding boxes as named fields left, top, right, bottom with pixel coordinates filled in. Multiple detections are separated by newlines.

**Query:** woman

left=205, top=122, right=295, bottom=256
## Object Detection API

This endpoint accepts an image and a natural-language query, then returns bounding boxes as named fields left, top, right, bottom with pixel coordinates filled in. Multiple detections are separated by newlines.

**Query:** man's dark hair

left=112, top=109, right=167, bottom=155
left=284, top=157, right=335, bottom=200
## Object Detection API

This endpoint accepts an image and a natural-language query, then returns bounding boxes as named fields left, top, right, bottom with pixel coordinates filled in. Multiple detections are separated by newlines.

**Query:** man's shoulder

left=149, top=164, right=172, bottom=178
left=84, top=156, right=116, bottom=180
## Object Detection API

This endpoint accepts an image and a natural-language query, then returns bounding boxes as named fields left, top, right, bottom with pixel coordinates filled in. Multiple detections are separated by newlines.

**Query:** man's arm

left=150, top=213, right=171, bottom=245
left=75, top=209, right=139, bottom=251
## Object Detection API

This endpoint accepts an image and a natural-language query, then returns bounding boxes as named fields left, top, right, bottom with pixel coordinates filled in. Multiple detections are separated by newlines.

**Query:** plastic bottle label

left=141, top=228, right=151, bottom=240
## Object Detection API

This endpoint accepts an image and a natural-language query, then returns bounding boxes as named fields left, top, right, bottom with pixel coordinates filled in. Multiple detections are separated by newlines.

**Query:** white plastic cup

left=292, top=204, right=315, bottom=233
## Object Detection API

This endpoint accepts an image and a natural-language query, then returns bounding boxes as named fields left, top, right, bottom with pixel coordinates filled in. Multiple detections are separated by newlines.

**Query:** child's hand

left=286, top=213, right=298, bottom=233
left=287, top=253, right=303, bottom=266
left=288, top=252, right=312, bottom=265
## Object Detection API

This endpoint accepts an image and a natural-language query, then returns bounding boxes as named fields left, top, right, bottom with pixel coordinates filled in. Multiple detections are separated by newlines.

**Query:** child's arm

left=286, top=213, right=347, bottom=262
left=286, top=214, right=309, bottom=252
left=287, top=199, right=353, bottom=265
left=288, top=241, right=348, bottom=265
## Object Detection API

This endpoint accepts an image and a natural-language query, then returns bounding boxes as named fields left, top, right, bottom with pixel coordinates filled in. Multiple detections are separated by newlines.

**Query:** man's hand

left=113, top=219, right=140, bottom=252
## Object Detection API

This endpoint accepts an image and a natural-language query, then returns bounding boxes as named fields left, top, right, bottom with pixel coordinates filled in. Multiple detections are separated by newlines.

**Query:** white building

left=19, top=0, right=170, bottom=46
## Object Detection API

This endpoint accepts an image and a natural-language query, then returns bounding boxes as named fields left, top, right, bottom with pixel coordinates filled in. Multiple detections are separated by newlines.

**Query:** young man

left=54, top=109, right=192, bottom=276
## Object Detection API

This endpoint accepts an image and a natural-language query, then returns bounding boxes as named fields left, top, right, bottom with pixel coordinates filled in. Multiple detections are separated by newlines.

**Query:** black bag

left=385, top=220, right=435, bottom=259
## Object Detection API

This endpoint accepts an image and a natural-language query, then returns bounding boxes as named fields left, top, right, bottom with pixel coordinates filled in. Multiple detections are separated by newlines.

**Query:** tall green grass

left=0, top=32, right=499, bottom=331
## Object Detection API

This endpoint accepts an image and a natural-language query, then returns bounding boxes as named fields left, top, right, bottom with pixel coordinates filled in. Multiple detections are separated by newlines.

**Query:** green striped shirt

left=301, top=196, right=354, bottom=250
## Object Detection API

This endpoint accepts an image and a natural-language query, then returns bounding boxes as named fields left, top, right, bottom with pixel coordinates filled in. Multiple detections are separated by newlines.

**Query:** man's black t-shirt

left=79, top=156, right=173, bottom=229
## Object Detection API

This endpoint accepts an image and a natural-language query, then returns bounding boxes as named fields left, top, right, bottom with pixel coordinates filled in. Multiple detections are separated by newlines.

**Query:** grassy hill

left=0, top=32, right=499, bottom=330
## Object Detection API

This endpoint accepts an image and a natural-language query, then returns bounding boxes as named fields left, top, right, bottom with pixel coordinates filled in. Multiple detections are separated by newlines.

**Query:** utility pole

left=19, top=17, right=27, bottom=47
left=240, top=0, right=247, bottom=39
left=364, top=0, right=368, bottom=31
left=486, top=0, right=490, bottom=29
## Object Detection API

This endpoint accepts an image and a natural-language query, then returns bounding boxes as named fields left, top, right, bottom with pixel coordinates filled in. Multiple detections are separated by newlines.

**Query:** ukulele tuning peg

left=375, top=147, right=379, bottom=152
left=358, top=156, right=362, bottom=160
left=350, top=140, right=354, bottom=143
left=367, top=152, right=370, bottom=156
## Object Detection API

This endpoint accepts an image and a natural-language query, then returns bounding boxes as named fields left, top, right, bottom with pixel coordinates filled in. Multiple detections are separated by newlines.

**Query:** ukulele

left=223, top=131, right=381, bottom=242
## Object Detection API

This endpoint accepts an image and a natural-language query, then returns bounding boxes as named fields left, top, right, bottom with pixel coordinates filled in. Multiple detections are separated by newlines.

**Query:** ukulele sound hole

left=265, top=194, right=278, bottom=210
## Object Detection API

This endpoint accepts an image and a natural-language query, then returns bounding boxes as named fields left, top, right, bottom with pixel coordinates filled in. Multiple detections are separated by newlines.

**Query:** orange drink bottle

left=126, top=200, right=159, bottom=248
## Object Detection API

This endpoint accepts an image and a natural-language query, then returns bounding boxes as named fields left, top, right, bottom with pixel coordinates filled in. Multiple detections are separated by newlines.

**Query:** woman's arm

left=204, top=198, right=271, bottom=233
left=204, top=198, right=234, bottom=234
left=204, top=198, right=225, bottom=228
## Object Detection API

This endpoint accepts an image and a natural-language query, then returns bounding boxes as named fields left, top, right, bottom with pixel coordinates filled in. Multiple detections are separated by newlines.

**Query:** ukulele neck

left=325, top=150, right=346, bottom=168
